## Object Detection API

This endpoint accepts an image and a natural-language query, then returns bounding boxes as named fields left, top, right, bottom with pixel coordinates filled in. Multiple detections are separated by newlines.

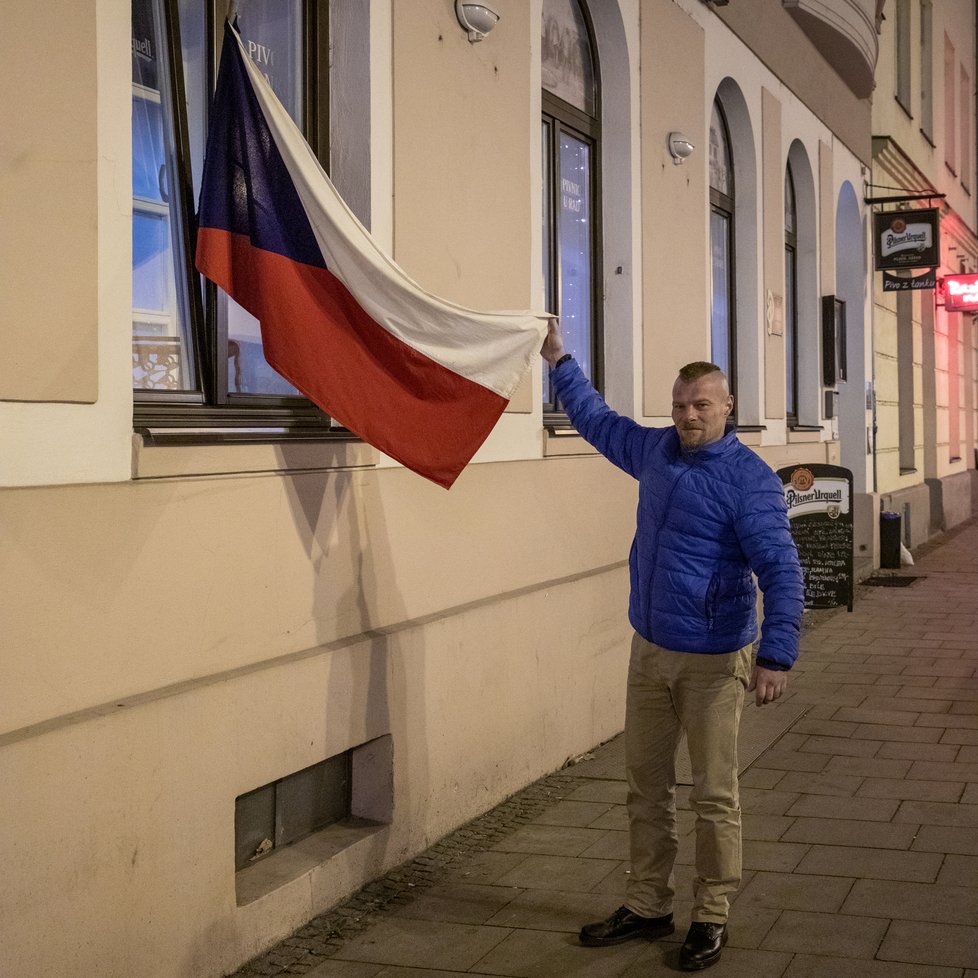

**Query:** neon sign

left=942, top=274, right=978, bottom=311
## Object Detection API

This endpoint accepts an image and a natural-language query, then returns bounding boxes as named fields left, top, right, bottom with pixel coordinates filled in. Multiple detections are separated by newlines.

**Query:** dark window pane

left=557, top=132, right=593, bottom=382
left=131, top=0, right=197, bottom=392
left=785, top=245, right=797, bottom=416
left=710, top=209, right=731, bottom=377
left=223, top=0, right=307, bottom=397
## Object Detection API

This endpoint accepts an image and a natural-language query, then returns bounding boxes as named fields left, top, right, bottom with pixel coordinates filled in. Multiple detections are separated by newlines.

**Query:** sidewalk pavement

left=232, top=519, right=978, bottom=978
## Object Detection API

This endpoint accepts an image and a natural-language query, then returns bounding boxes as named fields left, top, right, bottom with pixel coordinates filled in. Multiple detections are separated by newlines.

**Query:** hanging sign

left=777, top=463, right=854, bottom=612
left=882, top=268, right=937, bottom=291
left=941, top=273, right=978, bottom=311
left=873, top=209, right=940, bottom=270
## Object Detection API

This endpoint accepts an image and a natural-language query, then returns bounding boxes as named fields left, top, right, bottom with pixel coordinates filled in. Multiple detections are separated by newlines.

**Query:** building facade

left=870, top=0, right=978, bottom=547
left=1, top=2, right=943, bottom=976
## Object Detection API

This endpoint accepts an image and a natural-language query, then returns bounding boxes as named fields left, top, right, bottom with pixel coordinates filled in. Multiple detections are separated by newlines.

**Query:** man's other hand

left=541, top=317, right=565, bottom=367
left=748, top=666, right=788, bottom=706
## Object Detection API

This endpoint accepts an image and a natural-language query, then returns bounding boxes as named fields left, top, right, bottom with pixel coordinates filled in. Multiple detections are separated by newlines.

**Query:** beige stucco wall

left=0, top=456, right=636, bottom=978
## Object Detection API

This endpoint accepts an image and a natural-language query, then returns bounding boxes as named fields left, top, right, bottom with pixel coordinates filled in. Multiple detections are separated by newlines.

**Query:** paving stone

left=741, top=840, right=810, bottom=872
left=750, top=748, right=831, bottom=773
left=941, top=727, right=978, bottom=745
left=912, top=825, right=978, bottom=855
left=775, top=771, right=864, bottom=797
left=904, top=661, right=978, bottom=677
left=741, top=813, right=794, bottom=841
left=851, top=725, right=945, bottom=747
left=738, top=767, right=786, bottom=789
left=782, top=817, right=918, bottom=849
left=585, top=806, right=628, bottom=831
left=960, top=745, right=978, bottom=762
left=875, top=673, right=939, bottom=687
left=305, top=963, right=383, bottom=978
left=760, top=909, right=888, bottom=957
left=937, top=853, right=978, bottom=885
left=370, top=969, right=499, bottom=978
left=951, top=701, right=978, bottom=715
left=856, top=777, right=964, bottom=802
left=784, top=954, right=961, bottom=978
left=738, top=870, right=853, bottom=913
left=791, top=718, right=859, bottom=737
left=877, top=919, right=978, bottom=969
left=877, top=741, right=961, bottom=761
left=785, top=794, right=899, bottom=821
left=563, top=780, right=628, bottom=805
left=894, top=800, right=978, bottom=827
left=798, top=734, right=882, bottom=757
left=824, top=755, right=913, bottom=778
left=859, top=695, right=952, bottom=714
left=389, top=883, right=520, bottom=925
left=491, top=824, right=607, bottom=857
left=531, top=800, right=615, bottom=828
left=834, top=707, right=920, bottom=726
left=332, top=919, right=510, bottom=971
left=738, top=787, right=801, bottom=814
left=577, top=830, right=630, bottom=860
left=587, top=860, right=631, bottom=897
left=916, top=713, right=978, bottom=729
left=907, top=760, right=978, bottom=781
left=470, top=927, right=648, bottom=977
left=842, top=878, right=978, bottom=924
left=495, top=855, right=621, bottom=892
left=963, top=783, right=978, bottom=804
left=445, top=851, right=529, bottom=885
left=482, top=887, right=631, bottom=933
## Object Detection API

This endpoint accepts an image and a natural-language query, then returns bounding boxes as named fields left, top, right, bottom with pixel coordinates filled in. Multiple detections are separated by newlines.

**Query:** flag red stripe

left=197, top=227, right=508, bottom=488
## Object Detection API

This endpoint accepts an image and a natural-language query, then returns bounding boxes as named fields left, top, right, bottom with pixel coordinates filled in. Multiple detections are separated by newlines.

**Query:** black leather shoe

left=679, top=921, right=727, bottom=970
left=579, top=906, right=674, bottom=946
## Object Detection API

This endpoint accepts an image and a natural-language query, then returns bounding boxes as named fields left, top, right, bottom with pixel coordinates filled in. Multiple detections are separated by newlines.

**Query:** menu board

left=776, top=463, right=854, bottom=612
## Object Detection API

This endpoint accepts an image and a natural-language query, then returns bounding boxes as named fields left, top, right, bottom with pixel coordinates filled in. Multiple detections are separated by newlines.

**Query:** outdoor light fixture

left=668, top=132, right=695, bottom=165
left=455, top=0, right=500, bottom=42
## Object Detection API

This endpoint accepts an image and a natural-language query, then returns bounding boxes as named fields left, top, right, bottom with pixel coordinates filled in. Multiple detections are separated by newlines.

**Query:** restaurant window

left=709, top=100, right=736, bottom=401
left=784, top=164, right=798, bottom=423
left=541, top=0, right=601, bottom=419
left=131, top=0, right=330, bottom=434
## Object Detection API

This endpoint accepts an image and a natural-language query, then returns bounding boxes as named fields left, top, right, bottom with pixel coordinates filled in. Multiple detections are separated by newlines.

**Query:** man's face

left=671, top=372, right=734, bottom=449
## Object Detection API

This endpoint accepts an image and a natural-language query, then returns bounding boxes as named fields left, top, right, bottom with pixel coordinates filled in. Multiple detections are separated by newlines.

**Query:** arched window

left=784, top=163, right=798, bottom=421
left=709, top=100, right=736, bottom=400
left=541, top=0, right=601, bottom=416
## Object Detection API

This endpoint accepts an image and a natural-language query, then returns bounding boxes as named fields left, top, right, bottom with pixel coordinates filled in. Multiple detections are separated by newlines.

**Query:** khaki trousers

left=624, top=633, right=752, bottom=923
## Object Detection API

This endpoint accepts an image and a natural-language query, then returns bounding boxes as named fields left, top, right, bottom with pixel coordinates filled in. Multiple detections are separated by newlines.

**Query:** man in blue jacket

left=542, top=319, right=803, bottom=971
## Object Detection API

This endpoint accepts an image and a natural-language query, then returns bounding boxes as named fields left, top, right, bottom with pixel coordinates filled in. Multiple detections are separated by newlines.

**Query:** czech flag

left=196, top=21, right=549, bottom=489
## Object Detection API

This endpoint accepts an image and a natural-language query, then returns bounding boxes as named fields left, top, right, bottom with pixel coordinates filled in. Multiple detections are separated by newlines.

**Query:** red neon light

left=943, top=274, right=978, bottom=311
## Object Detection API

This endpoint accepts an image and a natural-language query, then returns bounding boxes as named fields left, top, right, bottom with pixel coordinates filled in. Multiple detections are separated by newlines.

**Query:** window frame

left=540, top=0, right=603, bottom=427
left=709, top=99, right=737, bottom=405
left=784, top=164, right=799, bottom=424
left=133, top=0, right=340, bottom=443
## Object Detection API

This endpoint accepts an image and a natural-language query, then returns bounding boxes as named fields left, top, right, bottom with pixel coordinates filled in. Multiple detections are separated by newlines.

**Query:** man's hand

left=541, top=317, right=565, bottom=368
left=747, top=666, right=788, bottom=707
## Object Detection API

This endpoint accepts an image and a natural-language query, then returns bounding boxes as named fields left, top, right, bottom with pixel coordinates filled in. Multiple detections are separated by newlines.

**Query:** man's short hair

left=677, top=361, right=725, bottom=384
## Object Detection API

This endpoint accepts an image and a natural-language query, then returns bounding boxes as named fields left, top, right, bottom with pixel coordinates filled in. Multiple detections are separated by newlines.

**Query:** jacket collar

left=668, top=422, right=738, bottom=461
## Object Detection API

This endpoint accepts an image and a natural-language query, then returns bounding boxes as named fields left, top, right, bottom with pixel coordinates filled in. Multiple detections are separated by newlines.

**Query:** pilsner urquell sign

left=873, top=209, right=940, bottom=270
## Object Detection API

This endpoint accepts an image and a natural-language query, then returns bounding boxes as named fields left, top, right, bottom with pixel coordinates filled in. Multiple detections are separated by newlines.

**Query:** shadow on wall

left=278, top=447, right=428, bottom=879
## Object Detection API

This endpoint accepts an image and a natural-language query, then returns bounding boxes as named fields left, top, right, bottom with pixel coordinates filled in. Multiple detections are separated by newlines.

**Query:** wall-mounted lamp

left=455, top=0, right=500, bottom=42
left=668, top=132, right=695, bottom=165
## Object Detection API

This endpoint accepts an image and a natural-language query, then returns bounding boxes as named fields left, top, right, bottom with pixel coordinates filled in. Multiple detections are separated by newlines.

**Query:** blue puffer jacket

left=554, top=360, right=804, bottom=670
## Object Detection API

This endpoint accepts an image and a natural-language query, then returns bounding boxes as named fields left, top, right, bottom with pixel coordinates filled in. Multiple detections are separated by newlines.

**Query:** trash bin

left=880, top=511, right=901, bottom=569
